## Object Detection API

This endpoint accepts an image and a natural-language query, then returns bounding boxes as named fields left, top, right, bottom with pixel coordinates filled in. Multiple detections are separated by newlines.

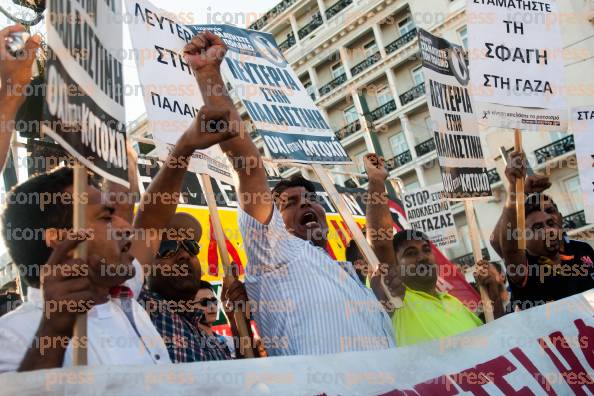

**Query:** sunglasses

left=197, top=297, right=218, bottom=306
left=156, top=239, right=200, bottom=259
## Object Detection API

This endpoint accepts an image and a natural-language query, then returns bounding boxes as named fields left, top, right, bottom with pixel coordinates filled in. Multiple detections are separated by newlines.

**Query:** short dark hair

left=392, top=229, right=430, bottom=254
left=490, top=261, right=503, bottom=274
left=198, top=280, right=214, bottom=291
left=2, top=167, right=74, bottom=288
left=271, top=175, right=316, bottom=201
left=525, top=193, right=557, bottom=218
left=345, top=240, right=362, bottom=263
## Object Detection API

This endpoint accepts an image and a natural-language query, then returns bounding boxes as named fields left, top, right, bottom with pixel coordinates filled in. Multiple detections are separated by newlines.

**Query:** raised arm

left=184, top=31, right=273, bottom=224
left=363, top=154, right=405, bottom=311
left=0, top=25, right=41, bottom=171
left=496, top=150, right=528, bottom=285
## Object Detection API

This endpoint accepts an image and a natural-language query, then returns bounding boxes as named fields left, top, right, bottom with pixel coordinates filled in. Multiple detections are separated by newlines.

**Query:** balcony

left=369, top=100, right=397, bottom=122
left=399, top=82, right=426, bottom=106
left=250, top=131, right=260, bottom=140
left=534, top=135, right=575, bottom=165
left=487, top=168, right=501, bottom=185
left=385, top=150, right=412, bottom=171
left=335, top=120, right=361, bottom=140
left=415, top=138, right=436, bottom=157
left=351, top=51, right=382, bottom=77
left=385, top=28, right=418, bottom=55
left=453, top=248, right=490, bottom=268
left=326, top=0, right=353, bottom=20
left=249, top=0, right=297, bottom=31
left=298, top=13, right=323, bottom=39
left=563, top=210, right=588, bottom=230
left=319, top=73, right=348, bottom=96
left=278, top=33, right=296, bottom=52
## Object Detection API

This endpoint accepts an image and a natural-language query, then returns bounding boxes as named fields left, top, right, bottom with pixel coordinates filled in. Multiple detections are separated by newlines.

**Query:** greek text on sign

left=572, top=106, right=594, bottom=225
left=43, top=0, right=129, bottom=186
left=404, top=183, right=459, bottom=249
left=188, top=24, right=351, bottom=165
left=124, top=0, right=233, bottom=183
left=468, top=0, right=567, bottom=131
left=418, top=28, right=492, bottom=199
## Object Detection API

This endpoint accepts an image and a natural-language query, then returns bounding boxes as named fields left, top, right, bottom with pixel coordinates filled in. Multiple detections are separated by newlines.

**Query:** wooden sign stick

left=199, top=173, right=255, bottom=358
left=311, top=164, right=403, bottom=309
left=515, top=129, right=526, bottom=251
left=463, top=200, right=494, bottom=323
left=72, top=162, right=88, bottom=365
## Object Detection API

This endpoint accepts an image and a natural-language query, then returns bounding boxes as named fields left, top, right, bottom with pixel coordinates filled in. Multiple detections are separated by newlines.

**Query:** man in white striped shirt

left=189, top=31, right=395, bottom=356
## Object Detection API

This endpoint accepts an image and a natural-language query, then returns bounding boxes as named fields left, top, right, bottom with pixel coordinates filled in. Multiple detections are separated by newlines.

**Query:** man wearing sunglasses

left=137, top=213, right=233, bottom=362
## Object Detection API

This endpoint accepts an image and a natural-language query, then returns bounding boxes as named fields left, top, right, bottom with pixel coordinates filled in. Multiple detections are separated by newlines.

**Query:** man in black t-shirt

left=493, top=150, right=594, bottom=311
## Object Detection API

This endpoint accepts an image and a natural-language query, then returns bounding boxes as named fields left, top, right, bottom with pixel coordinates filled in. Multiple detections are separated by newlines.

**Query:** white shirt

left=0, top=260, right=171, bottom=372
left=239, top=207, right=395, bottom=356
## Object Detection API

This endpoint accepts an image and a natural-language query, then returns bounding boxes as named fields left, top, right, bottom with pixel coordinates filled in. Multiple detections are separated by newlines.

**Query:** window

left=564, top=176, right=584, bottom=213
left=363, top=40, right=379, bottom=57
left=343, top=105, right=358, bottom=124
left=458, top=26, right=468, bottom=49
left=376, top=87, right=393, bottom=107
left=355, top=151, right=368, bottom=173
left=412, top=66, right=425, bottom=86
left=398, top=16, right=415, bottom=36
left=304, top=81, right=316, bottom=99
left=425, top=116, right=434, bottom=133
left=389, top=132, right=409, bottom=156
left=331, top=62, right=345, bottom=79
left=405, top=181, right=421, bottom=192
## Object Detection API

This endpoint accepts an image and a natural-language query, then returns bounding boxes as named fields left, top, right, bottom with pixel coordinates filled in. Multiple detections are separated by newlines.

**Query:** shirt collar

left=405, top=285, right=447, bottom=301
left=142, top=288, right=203, bottom=323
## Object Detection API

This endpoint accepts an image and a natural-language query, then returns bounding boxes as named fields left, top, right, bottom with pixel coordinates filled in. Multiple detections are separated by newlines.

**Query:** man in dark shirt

left=493, top=150, right=594, bottom=310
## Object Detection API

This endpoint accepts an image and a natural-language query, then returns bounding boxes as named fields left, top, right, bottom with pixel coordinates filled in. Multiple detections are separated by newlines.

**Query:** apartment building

left=235, top=0, right=594, bottom=265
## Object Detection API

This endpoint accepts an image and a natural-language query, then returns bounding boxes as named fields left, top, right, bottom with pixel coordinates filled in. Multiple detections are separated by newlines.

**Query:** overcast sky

left=123, top=0, right=280, bottom=122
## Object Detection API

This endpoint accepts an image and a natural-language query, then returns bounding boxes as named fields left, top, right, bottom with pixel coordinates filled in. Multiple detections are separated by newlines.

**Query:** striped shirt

left=239, top=206, right=395, bottom=356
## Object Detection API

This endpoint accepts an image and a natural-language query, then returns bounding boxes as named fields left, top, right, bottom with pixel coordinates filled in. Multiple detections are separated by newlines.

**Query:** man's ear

left=44, top=228, right=61, bottom=249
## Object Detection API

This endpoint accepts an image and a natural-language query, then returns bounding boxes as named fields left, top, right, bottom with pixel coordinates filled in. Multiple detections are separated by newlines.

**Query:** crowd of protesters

left=0, top=26, right=591, bottom=373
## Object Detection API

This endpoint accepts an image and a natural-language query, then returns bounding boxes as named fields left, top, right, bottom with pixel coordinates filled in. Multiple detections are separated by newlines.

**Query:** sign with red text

left=468, top=0, right=567, bottom=131
left=3, top=291, right=594, bottom=394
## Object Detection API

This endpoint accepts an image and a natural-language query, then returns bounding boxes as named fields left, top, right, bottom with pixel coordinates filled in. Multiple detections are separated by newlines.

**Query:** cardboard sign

left=404, top=183, right=459, bottom=249
left=468, top=0, right=567, bottom=131
left=189, top=24, right=351, bottom=164
left=124, top=0, right=233, bottom=182
left=43, top=0, right=129, bottom=186
left=4, top=291, right=594, bottom=395
left=572, top=107, right=594, bottom=224
left=418, top=29, right=492, bottom=199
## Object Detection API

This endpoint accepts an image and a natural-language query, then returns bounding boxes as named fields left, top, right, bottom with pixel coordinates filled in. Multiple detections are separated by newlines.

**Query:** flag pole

left=514, top=129, right=526, bottom=251
left=199, top=173, right=255, bottom=358
left=72, top=162, right=88, bottom=365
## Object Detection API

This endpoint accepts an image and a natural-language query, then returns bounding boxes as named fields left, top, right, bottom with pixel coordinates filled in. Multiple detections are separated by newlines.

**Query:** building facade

left=240, top=0, right=594, bottom=265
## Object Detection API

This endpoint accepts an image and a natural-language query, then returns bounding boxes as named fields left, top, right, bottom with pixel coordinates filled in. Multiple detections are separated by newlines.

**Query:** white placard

left=403, top=183, right=459, bottom=249
left=468, top=0, right=567, bottom=131
left=572, top=106, right=594, bottom=224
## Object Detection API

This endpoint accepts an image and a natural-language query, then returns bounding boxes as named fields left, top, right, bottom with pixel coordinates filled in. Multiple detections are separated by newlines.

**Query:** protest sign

left=43, top=0, right=129, bottom=186
left=418, top=29, right=492, bottom=199
left=572, top=107, right=594, bottom=224
left=136, top=157, right=480, bottom=312
left=4, top=290, right=594, bottom=395
left=188, top=24, right=350, bottom=164
left=467, top=0, right=567, bottom=131
left=403, top=183, right=459, bottom=249
left=124, top=0, right=233, bottom=182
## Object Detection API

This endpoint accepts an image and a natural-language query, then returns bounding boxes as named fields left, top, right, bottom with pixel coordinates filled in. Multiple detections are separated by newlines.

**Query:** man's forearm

left=194, top=67, right=272, bottom=223
left=366, top=179, right=396, bottom=266
left=133, top=133, right=194, bottom=256
left=18, top=322, right=70, bottom=372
